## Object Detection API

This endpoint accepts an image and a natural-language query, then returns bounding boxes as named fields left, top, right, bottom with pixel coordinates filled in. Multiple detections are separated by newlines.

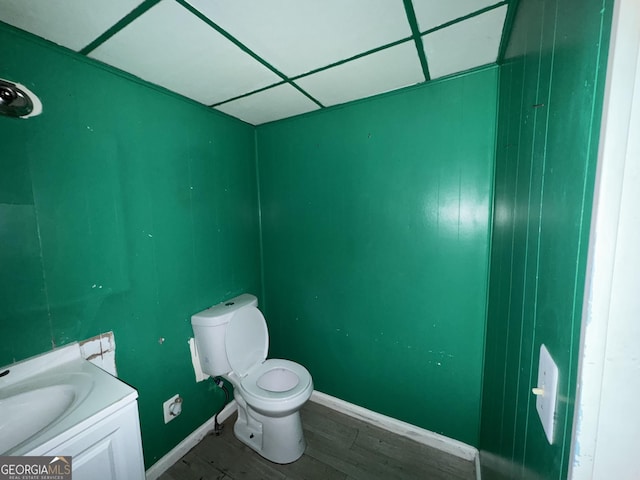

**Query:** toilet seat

left=241, top=359, right=312, bottom=401
left=225, top=305, right=313, bottom=414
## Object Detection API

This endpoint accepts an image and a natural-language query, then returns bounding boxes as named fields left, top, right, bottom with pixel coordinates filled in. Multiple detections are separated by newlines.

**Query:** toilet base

left=233, top=402, right=306, bottom=464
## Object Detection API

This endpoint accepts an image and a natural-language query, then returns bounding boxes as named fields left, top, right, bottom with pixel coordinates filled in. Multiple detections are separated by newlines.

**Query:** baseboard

left=145, top=400, right=238, bottom=480
left=147, top=390, right=481, bottom=478
left=475, top=451, right=482, bottom=480
left=310, top=391, right=479, bottom=462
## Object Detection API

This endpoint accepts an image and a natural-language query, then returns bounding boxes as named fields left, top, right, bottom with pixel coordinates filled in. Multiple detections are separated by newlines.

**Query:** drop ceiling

left=0, top=0, right=514, bottom=125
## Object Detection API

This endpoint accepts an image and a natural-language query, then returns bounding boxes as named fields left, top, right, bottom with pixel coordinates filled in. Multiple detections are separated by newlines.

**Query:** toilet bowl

left=191, top=294, right=313, bottom=464
left=240, top=359, right=312, bottom=416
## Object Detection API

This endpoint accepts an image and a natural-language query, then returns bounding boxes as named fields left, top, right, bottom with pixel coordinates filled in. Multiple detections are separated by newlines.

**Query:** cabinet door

left=44, top=402, right=145, bottom=480
left=71, top=433, right=119, bottom=480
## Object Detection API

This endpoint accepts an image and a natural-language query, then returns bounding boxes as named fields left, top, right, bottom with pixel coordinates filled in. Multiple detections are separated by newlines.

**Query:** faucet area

left=0, top=0, right=629, bottom=478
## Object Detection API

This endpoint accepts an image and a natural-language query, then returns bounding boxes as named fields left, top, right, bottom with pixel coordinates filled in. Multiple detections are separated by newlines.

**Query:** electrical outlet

left=535, top=344, right=558, bottom=444
left=163, top=394, right=182, bottom=424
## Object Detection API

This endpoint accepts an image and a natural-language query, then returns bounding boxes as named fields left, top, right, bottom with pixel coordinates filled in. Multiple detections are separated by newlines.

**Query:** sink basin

left=0, top=344, right=137, bottom=457
left=0, top=372, right=93, bottom=453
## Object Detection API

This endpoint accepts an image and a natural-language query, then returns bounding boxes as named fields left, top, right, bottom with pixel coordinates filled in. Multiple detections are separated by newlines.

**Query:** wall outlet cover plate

left=536, top=344, right=559, bottom=444
left=163, top=394, right=181, bottom=424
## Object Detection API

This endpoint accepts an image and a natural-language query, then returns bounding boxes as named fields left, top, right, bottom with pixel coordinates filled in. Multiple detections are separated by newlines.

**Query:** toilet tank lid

left=191, top=293, right=258, bottom=327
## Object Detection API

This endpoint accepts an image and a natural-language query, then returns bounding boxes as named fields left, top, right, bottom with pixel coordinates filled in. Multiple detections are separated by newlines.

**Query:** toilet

left=191, top=293, right=313, bottom=464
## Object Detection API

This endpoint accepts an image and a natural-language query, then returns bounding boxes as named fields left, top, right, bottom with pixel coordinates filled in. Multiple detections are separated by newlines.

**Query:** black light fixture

left=0, top=78, right=42, bottom=118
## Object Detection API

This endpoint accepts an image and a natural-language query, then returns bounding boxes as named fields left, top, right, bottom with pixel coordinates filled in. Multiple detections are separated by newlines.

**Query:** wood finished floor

left=159, top=400, right=475, bottom=480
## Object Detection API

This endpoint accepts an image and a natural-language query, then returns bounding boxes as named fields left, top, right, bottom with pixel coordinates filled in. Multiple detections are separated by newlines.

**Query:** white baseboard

left=145, top=400, right=238, bottom=480
left=310, top=391, right=479, bottom=462
left=147, top=390, right=481, bottom=478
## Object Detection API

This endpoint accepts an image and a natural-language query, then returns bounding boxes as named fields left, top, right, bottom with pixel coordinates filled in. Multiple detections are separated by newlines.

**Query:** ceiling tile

left=296, top=42, right=424, bottom=107
left=88, top=0, right=281, bottom=105
left=215, top=84, right=320, bottom=125
left=422, top=5, right=507, bottom=79
left=0, top=0, right=143, bottom=51
left=186, top=0, right=412, bottom=76
left=412, top=0, right=499, bottom=32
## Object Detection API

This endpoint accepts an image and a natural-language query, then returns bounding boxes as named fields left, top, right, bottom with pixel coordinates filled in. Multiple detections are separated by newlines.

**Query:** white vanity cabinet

left=40, top=400, right=145, bottom=480
left=2, top=344, right=146, bottom=480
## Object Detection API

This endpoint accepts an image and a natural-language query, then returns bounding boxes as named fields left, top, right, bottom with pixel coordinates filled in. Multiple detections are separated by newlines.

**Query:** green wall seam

left=478, top=66, right=502, bottom=445
left=254, top=128, right=267, bottom=310
left=520, top=0, right=555, bottom=465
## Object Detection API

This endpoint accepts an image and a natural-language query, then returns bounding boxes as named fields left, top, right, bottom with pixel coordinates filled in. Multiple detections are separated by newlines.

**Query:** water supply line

left=213, top=376, right=230, bottom=435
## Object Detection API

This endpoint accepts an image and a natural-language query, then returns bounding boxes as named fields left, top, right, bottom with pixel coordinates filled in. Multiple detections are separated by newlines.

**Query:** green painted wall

left=479, top=0, right=612, bottom=478
left=256, top=68, right=498, bottom=447
left=0, top=25, right=260, bottom=467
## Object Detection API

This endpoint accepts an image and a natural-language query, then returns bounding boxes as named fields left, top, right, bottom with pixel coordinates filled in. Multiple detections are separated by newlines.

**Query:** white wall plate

left=535, top=344, right=559, bottom=444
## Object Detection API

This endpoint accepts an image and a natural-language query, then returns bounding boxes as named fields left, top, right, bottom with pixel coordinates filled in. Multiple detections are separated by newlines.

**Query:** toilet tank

left=191, top=293, right=258, bottom=376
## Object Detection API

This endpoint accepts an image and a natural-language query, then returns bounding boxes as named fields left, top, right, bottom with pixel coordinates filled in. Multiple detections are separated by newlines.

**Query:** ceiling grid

left=79, top=0, right=162, bottom=55
left=175, top=0, right=325, bottom=109
left=402, top=0, right=431, bottom=82
left=0, top=0, right=515, bottom=125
